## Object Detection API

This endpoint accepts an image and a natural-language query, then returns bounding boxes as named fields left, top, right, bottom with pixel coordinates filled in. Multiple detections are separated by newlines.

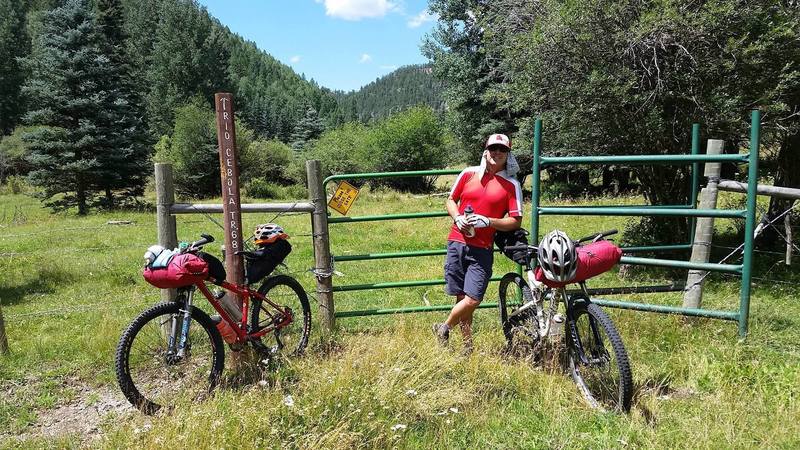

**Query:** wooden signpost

left=215, top=93, right=245, bottom=318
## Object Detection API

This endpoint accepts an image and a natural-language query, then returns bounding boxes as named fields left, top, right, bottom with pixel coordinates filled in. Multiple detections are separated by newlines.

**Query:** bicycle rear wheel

left=115, top=302, right=225, bottom=415
left=567, top=297, right=632, bottom=412
left=251, top=275, right=311, bottom=357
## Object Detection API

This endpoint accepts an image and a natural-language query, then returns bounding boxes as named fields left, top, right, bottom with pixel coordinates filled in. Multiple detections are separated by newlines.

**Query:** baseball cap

left=485, top=133, right=511, bottom=149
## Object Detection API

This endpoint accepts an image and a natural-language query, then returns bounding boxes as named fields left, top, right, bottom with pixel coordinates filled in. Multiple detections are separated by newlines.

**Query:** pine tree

left=94, top=0, right=150, bottom=207
left=20, top=0, right=112, bottom=214
left=290, top=106, right=325, bottom=150
left=0, top=0, right=29, bottom=135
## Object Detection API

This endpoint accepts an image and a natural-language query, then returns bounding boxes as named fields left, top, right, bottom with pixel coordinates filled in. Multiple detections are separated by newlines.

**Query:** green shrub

left=245, top=178, right=307, bottom=200
left=304, top=121, right=370, bottom=177
left=365, top=106, right=446, bottom=192
left=156, top=97, right=255, bottom=198
left=5, top=175, right=25, bottom=194
left=239, top=139, right=294, bottom=184
left=0, top=126, right=35, bottom=181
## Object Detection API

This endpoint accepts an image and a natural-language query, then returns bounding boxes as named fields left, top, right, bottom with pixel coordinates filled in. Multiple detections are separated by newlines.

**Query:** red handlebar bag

left=143, top=253, right=209, bottom=289
left=535, top=240, right=622, bottom=288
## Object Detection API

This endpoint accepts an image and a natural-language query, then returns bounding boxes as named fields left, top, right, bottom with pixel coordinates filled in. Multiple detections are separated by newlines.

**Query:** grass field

left=1, top=185, right=799, bottom=449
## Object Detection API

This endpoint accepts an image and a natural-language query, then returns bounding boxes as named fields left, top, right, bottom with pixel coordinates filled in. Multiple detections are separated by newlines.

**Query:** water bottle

left=463, top=205, right=476, bottom=238
left=216, top=320, right=240, bottom=346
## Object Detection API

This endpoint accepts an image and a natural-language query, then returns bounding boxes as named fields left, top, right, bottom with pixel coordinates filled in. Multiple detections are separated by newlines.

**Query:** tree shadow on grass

left=0, top=266, right=79, bottom=307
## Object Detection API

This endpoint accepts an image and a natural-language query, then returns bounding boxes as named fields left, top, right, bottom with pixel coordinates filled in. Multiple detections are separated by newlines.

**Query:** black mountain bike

left=498, top=229, right=633, bottom=412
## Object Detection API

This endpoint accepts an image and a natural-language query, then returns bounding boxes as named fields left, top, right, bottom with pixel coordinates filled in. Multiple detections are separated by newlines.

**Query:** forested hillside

left=335, top=65, right=444, bottom=123
left=0, top=0, right=444, bottom=211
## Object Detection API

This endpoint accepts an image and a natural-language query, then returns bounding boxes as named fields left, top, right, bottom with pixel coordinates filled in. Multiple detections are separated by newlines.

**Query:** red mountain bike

left=115, top=234, right=311, bottom=414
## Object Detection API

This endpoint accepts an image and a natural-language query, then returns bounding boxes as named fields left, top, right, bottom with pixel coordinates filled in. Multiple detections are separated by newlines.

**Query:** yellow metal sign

left=328, top=181, right=360, bottom=215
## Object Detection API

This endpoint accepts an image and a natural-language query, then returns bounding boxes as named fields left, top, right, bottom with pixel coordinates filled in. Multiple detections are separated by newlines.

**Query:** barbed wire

left=4, top=280, right=320, bottom=321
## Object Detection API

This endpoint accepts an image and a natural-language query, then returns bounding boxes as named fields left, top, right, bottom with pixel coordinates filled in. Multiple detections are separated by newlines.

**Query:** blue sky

left=196, top=0, right=438, bottom=92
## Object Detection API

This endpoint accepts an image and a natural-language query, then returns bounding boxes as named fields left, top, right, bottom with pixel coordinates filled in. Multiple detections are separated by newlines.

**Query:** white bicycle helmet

left=537, top=229, right=578, bottom=282
left=253, top=223, right=288, bottom=246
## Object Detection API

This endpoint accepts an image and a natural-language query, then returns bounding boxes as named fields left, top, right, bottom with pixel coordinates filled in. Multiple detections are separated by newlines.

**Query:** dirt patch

left=4, top=381, right=140, bottom=445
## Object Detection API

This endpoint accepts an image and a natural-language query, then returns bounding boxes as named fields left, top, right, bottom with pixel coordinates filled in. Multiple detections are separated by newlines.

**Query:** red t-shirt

left=447, top=166, right=523, bottom=249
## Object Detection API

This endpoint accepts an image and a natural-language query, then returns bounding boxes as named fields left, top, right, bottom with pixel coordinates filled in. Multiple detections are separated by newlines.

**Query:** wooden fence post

left=786, top=213, right=793, bottom=266
left=0, top=302, right=8, bottom=354
left=683, top=139, right=724, bottom=309
left=155, top=163, right=178, bottom=303
left=306, top=160, right=335, bottom=335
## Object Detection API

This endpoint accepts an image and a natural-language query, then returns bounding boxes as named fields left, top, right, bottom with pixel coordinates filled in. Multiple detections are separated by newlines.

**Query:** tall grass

left=0, top=187, right=798, bottom=449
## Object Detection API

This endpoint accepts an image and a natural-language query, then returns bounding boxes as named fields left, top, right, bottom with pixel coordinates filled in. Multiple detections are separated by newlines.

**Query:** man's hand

left=454, top=214, right=470, bottom=232
left=468, top=213, right=491, bottom=229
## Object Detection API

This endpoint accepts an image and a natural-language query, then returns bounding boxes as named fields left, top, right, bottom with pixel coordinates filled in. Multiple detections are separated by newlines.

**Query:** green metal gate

left=324, top=110, right=761, bottom=337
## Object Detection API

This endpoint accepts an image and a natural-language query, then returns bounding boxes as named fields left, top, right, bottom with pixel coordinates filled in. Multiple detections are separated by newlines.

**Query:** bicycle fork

left=167, top=289, right=195, bottom=360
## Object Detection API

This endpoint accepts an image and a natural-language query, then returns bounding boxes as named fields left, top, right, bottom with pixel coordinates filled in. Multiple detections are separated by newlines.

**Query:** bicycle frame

left=516, top=269, right=594, bottom=340
left=188, top=280, right=294, bottom=344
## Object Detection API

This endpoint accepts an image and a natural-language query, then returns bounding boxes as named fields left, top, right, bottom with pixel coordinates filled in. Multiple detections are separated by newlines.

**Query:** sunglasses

left=488, top=146, right=510, bottom=153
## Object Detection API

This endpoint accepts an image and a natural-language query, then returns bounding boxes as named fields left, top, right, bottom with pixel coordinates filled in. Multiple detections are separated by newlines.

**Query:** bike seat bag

left=534, top=240, right=622, bottom=288
left=494, top=228, right=530, bottom=265
left=143, top=253, right=209, bottom=289
left=245, top=239, right=292, bottom=285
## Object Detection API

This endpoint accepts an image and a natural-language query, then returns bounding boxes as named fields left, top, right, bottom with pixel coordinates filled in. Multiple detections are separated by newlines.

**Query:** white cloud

left=320, top=0, right=397, bottom=21
left=359, top=53, right=372, bottom=63
left=290, top=55, right=301, bottom=63
left=408, top=10, right=435, bottom=28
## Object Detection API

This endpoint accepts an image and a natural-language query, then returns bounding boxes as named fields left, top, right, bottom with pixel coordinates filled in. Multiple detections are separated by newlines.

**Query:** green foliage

left=93, top=0, right=151, bottom=208
left=333, top=64, right=445, bottom=123
left=365, top=106, right=447, bottom=192
left=303, top=107, right=447, bottom=192
left=239, top=138, right=295, bottom=185
left=244, top=178, right=307, bottom=200
left=2, top=192, right=800, bottom=447
left=158, top=98, right=256, bottom=198
left=303, top=121, right=371, bottom=179
left=3, top=175, right=26, bottom=194
left=20, top=0, right=117, bottom=214
left=144, top=0, right=232, bottom=136
left=290, top=106, right=326, bottom=151
left=426, top=0, right=800, bottom=241
left=0, top=126, right=35, bottom=181
left=0, top=0, right=29, bottom=134
left=158, top=99, right=218, bottom=197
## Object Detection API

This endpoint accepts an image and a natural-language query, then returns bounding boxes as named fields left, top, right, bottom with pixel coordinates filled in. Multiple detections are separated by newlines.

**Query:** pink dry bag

left=535, top=240, right=622, bottom=288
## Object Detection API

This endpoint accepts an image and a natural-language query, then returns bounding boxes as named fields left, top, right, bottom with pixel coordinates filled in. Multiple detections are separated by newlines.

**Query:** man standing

left=433, top=133, right=523, bottom=354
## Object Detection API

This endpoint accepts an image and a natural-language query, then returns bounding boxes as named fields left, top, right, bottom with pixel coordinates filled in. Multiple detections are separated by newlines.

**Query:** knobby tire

left=115, top=302, right=225, bottom=415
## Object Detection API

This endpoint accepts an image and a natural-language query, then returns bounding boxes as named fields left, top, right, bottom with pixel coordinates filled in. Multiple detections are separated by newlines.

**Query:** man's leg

left=445, top=295, right=480, bottom=352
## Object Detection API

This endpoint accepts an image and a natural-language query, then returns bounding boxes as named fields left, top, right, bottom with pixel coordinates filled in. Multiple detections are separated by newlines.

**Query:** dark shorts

left=444, top=240, right=493, bottom=302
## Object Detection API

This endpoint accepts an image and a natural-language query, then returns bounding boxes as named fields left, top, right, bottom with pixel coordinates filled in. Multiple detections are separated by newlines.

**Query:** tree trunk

left=76, top=178, right=87, bottom=215
left=763, top=131, right=800, bottom=245
left=105, top=187, right=114, bottom=208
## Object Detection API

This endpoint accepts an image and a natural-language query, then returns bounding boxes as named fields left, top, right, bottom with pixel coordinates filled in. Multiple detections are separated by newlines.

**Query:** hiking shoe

left=432, top=323, right=450, bottom=346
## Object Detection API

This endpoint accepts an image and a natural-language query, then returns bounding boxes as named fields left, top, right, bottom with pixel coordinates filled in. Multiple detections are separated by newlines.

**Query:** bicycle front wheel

left=498, top=272, right=539, bottom=349
left=251, top=275, right=311, bottom=357
left=567, top=298, right=632, bottom=412
left=115, top=302, right=225, bottom=415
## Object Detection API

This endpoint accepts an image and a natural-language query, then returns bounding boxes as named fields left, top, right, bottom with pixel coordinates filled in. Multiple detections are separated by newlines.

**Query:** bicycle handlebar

left=504, top=244, right=537, bottom=252
left=189, top=234, right=215, bottom=250
left=575, top=229, right=618, bottom=244
left=502, top=229, right=618, bottom=255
